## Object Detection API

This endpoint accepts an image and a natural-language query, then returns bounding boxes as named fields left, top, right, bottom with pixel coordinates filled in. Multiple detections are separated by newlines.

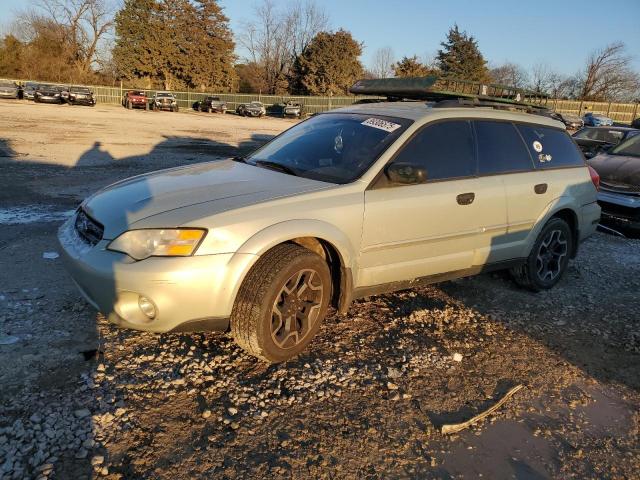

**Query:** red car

left=122, top=90, right=148, bottom=110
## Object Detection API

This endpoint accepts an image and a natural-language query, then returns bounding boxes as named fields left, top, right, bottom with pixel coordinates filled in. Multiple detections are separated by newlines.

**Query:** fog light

left=138, top=296, right=156, bottom=319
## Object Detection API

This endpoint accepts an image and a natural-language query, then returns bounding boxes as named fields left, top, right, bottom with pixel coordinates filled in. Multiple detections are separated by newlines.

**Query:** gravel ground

left=0, top=100, right=639, bottom=479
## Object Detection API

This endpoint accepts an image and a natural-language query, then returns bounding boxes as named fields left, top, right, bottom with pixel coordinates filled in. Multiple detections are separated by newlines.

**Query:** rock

left=74, top=409, right=91, bottom=419
left=202, top=410, right=212, bottom=419
left=29, top=414, right=42, bottom=424
left=387, top=367, right=402, bottom=379
left=452, top=353, right=463, bottom=362
left=230, top=422, right=240, bottom=430
left=227, top=407, right=238, bottom=416
left=75, top=448, right=88, bottom=459
left=387, top=382, right=399, bottom=390
left=91, top=455, right=104, bottom=466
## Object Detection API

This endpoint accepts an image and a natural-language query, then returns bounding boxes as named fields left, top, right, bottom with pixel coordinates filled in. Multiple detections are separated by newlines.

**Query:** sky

left=1, top=0, right=639, bottom=76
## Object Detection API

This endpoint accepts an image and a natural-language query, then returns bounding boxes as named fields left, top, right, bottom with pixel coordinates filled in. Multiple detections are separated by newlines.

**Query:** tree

left=235, top=62, right=268, bottom=93
left=239, top=0, right=329, bottom=94
left=490, top=62, right=528, bottom=88
left=436, top=24, right=490, bottom=82
left=112, top=0, right=235, bottom=91
left=289, top=29, right=363, bottom=95
left=370, top=47, right=394, bottom=78
left=529, top=63, right=571, bottom=98
left=393, top=55, right=434, bottom=78
left=575, top=42, right=639, bottom=101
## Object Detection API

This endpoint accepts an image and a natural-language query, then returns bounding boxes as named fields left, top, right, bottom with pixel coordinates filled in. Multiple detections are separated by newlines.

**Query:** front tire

left=231, top=243, right=331, bottom=363
left=510, top=217, right=572, bottom=292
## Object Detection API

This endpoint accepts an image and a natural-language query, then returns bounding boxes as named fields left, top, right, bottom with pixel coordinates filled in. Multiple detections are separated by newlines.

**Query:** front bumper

left=70, top=97, right=96, bottom=106
left=597, top=190, right=640, bottom=230
left=57, top=217, right=256, bottom=333
left=36, top=96, right=62, bottom=103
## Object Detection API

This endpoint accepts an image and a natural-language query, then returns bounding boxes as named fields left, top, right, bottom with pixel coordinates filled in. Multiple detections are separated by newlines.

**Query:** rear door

left=359, top=120, right=507, bottom=288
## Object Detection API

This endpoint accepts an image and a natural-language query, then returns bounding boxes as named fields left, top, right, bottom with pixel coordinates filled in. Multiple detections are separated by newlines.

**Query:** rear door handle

left=534, top=183, right=548, bottom=194
left=456, top=192, right=475, bottom=205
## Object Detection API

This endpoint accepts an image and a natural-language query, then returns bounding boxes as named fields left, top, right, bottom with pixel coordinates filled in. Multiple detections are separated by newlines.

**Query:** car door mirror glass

left=385, top=162, right=427, bottom=185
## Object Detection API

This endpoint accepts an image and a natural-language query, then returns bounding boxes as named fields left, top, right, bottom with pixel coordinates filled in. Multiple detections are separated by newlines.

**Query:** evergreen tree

left=289, top=29, right=363, bottom=95
left=393, top=56, right=437, bottom=78
left=436, top=25, right=490, bottom=82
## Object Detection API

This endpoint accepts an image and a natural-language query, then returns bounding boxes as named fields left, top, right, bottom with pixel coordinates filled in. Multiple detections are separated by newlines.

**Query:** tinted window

left=391, top=121, right=475, bottom=181
left=517, top=124, right=585, bottom=169
left=474, top=121, right=533, bottom=174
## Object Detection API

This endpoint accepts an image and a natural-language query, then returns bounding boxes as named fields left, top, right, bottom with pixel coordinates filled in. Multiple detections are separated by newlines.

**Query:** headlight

left=107, top=229, right=206, bottom=260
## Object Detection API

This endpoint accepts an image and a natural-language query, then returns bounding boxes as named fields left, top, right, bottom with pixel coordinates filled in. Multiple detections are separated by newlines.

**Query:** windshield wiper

left=254, top=160, right=297, bottom=176
left=232, top=155, right=247, bottom=163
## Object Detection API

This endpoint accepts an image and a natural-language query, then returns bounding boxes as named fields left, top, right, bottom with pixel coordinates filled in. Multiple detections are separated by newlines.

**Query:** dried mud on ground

left=0, top=100, right=639, bottom=479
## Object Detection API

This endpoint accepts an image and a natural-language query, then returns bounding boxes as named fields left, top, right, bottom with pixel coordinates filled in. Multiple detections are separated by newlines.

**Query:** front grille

left=74, top=209, right=104, bottom=246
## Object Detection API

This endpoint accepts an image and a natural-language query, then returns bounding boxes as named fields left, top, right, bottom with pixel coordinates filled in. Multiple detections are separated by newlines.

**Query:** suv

left=151, top=92, right=178, bottom=112
left=199, top=96, right=227, bottom=113
left=123, top=90, right=148, bottom=110
left=58, top=80, right=601, bottom=363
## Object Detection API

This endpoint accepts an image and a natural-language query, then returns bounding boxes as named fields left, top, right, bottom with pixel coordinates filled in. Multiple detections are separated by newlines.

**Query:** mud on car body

left=59, top=77, right=601, bottom=363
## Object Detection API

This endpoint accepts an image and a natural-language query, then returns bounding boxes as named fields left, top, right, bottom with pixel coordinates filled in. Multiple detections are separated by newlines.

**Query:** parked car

left=198, top=96, right=227, bottom=113
left=587, top=134, right=640, bottom=232
left=583, top=112, right=614, bottom=126
left=58, top=90, right=600, bottom=363
left=64, top=86, right=96, bottom=106
left=552, top=112, right=583, bottom=130
left=573, top=126, right=640, bottom=158
left=22, top=82, right=39, bottom=100
left=122, top=90, right=148, bottom=110
left=151, top=92, right=178, bottom=112
left=34, top=85, right=64, bottom=104
left=0, top=80, right=20, bottom=99
left=236, top=101, right=265, bottom=117
left=270, top=100, right=304, bottom=118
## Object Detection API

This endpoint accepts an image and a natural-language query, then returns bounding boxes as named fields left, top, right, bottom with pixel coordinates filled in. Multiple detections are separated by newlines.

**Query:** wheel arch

left=231, top=220, right=358, bottom=314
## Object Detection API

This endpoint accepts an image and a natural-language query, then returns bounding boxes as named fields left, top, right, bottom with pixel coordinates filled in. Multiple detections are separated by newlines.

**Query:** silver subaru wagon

left=59, top=100, right=600, bottom=362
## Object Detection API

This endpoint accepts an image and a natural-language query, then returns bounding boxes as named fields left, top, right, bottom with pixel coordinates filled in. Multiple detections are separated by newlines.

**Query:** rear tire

left=231, top=243, right=331, bottom=363
left=510, top=217, right=573, bottom=292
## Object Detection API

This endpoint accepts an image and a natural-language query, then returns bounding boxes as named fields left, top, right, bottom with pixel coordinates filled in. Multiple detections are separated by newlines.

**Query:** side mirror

left=385, top=162, right=427, bottom=185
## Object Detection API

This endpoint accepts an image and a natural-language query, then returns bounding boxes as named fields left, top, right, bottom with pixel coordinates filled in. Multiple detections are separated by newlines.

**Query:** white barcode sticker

left=361, top=118, right=401, bottom=133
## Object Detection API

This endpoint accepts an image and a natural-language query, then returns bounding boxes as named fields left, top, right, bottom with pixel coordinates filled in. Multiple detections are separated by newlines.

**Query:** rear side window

left=392, top=120, right=476, bottom=181
left=517, top=124, right=585, bottom=169
left=474, top=121, right=534, bottom=175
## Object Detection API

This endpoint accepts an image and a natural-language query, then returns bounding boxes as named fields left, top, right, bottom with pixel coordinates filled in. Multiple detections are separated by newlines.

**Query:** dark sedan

left=573, top=126, right=640, bottom=158
left=65, top=86, right=96, bottom=106
left=588, top=134, right=640, bottom=232
left=34, top=85, right=64, bottom=104
left=23, top=82, right=39, bottom=100
left=553, top=112, right=584, bottom=130
left=199, top=96, right=227, bottom=113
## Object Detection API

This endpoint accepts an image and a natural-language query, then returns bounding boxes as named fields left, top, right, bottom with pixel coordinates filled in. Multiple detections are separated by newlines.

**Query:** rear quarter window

left=517, top=124, right=585, bottom=169
left=474, top=121, right=534, bottom=175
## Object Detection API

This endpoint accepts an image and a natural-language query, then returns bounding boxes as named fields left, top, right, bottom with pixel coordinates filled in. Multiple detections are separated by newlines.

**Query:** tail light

left=588, top=165, right=600, bottom=191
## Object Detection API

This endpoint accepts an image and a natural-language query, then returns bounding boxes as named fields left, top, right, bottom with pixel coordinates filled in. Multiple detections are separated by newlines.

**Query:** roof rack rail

left=349, top=76, right=550, bottom=110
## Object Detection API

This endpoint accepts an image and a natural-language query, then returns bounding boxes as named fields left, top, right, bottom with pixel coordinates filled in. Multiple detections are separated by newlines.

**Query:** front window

left=247, top=113, right=412, bottom=184
left=611, top=134, right=640, bottom=158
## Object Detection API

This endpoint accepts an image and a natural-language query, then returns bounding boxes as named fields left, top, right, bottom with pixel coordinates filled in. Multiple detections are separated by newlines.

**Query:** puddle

left=0, top=206, right=75, bottom=225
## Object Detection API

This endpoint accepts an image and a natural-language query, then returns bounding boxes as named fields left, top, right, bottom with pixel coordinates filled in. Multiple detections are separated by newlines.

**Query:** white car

left=59, top=82, right=600, bottom=362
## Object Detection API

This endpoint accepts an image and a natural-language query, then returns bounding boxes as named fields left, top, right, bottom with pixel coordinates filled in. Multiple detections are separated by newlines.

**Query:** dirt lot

left=0, top=100, right=638, bottom=480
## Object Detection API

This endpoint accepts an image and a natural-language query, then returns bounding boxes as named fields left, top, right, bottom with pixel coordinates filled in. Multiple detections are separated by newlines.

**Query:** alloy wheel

left=535, top=229, right=568, bottom=282
left=270, top=269, right=324, bottom=349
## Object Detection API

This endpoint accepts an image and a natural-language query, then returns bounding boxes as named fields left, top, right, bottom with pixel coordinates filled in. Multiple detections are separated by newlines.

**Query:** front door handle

left=534, top=183, right=548, bottom=194
left=457, top=192, right=475, bottom=205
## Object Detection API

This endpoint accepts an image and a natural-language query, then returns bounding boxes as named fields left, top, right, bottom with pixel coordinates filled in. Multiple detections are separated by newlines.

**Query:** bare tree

left=489, top=62, right=528, bottom=88
left=238, top=0, right=329, bottom=93
left=577, top=42, right=640, bottom=101
left=370, top=47, right=394, bottom=78
left=529, top=63, right=572, bottom=98
left=36, top=0, right=114, bottom=77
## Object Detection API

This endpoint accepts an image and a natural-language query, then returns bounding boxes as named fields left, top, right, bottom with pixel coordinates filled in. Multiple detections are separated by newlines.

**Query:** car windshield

left=247, top=113, right=412, bottom=184
left=610, top=134, right=640, bottom=158
left=130, top=91, right=145, bottom=96
left=250, top=102, right=263, bottom=106
left=574, top=128, right=625, bottom=143
left=71, top=87, right=91, bottom=93
left=0, top=81, right=15, bottom=87
left=157, top=93, right=172, bottom=97
left=563, top=114, right=581, bottom=122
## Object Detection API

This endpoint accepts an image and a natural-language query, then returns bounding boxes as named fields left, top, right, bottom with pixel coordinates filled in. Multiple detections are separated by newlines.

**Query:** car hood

left=588, top=153, right=640, bottom=192
left=82, top=159, right=333, bottom=238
